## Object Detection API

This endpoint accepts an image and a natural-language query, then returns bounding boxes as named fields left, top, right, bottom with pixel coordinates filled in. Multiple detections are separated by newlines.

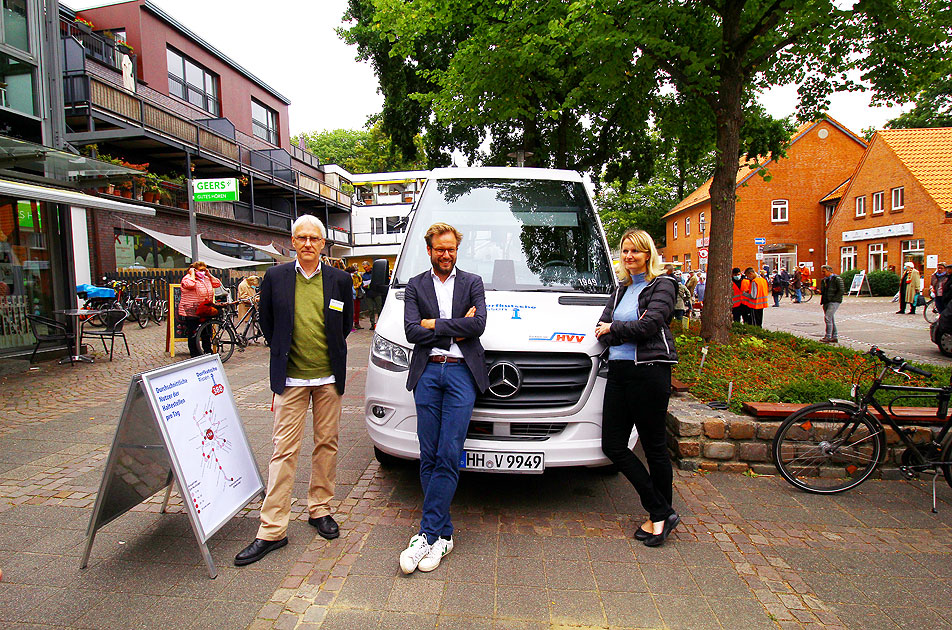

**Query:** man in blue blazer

left=399, top=223, right=489, bottom=574
left=235, top=215, right=353, bottom=566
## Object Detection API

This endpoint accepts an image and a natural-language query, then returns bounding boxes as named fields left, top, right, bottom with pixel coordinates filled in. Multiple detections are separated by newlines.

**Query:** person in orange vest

left=746, top=268, right=770, bottom=327
left=731, top=267, right=752, bottom=324
left=799, top=263, right=812, bottom=289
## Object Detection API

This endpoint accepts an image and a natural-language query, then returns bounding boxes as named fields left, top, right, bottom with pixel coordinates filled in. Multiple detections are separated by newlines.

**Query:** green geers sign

left=193, top=178, right=239, bottom=202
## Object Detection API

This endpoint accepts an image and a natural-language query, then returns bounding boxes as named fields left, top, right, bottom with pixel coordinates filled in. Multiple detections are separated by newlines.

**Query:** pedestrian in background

left=819, top=264, right=844, bottom=343
left=792, top=264, right=804, bottom=303
left=693, top=273, right=706, bottom=310
left=179, top=261, right=222, bottom=357
left=746, top=267, right=769, bottom=327
left=771, top=270, right=784, bottom=307
left=898, top=262, right=921, bottom=314
left=731, top=267, right=750, bottom=323
left=362, top=260, right=383, bottom=329
left=595, top=228, right=680, bottom=547
left=347, top=264, right=363, bottom=330
left=236, top=274, right=260, bottom=324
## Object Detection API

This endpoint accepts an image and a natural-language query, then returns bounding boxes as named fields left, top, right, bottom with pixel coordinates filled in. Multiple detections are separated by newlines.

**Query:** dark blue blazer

left=259, top=261, right=353, bottom=395
left=404, top=268, right=489, bottom=393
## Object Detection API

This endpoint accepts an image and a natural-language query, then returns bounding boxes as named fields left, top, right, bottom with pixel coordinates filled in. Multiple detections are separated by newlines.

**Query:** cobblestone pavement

left=761, top=295, right=950, bottom=367
left=1, top=322, right=951, bottom=630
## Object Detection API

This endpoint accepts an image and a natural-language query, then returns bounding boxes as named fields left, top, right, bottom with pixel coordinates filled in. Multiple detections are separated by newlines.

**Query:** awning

left=127, top=222, right=265, bottom=269
left=234, top=238, right=294, bottom=263
left=0, top=179, right=155, bottom=216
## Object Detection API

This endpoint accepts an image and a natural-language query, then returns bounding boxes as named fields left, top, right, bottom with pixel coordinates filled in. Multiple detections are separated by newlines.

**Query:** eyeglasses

left=431, top=247, right=457, bottom=255
left=293, top=235, right=324, bottom=244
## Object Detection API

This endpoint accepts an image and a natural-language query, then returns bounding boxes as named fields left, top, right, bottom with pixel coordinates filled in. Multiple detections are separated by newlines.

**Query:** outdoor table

left=54, top=309, right=101, bottom=364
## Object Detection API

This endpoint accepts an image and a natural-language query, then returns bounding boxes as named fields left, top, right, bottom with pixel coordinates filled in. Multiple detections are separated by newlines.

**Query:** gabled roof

left=820, top=178, right=851, bottom=204
left=664, top=117, right=867, bottom=218
left=877, top=128, right=952, bottom=212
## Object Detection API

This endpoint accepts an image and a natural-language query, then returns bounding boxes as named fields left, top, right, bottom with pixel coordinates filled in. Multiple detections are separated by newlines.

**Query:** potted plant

left=119, top=180, right=133, bottom=198
left=74, top=17, right=94, bottom=32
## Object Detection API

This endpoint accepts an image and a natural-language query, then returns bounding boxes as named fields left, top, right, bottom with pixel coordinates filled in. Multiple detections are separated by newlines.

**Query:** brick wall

left=665, top=120, right=867, bottom=271
left=826, top=136, right=952, bottom=276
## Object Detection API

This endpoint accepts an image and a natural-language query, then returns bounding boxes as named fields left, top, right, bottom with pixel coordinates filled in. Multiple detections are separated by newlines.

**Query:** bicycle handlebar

left=867, top=346, right=933, bottom=378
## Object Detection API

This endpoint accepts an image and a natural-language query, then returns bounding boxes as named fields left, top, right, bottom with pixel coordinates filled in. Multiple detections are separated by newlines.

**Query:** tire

left=772, top=402, right=883, bottom=494
left=938, top=330, right=952, bottom=358
left=940, top=436, right=952, bottom=490
left=801, top=286, right=814, bottom=303
left=196, top=321, right=236, bottom=363
left=151, top=300, right=167, bottom=324
left=924, top=299, right=940, bottom=324
left=135, top=303, right=150, bottom=328
left=374, top=446, right=410, bottom=468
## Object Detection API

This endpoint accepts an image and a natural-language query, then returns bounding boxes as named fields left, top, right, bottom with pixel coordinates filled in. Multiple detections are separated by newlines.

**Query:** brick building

left=63, top=0, right=352, bottom=280
left=662, top=119, right=867, bottom=273
left=826, top=127, right=952, bottom=278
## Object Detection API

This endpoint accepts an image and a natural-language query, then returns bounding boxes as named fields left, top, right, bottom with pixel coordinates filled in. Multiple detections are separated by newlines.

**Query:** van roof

left=428, top=167, right=584, bottom=182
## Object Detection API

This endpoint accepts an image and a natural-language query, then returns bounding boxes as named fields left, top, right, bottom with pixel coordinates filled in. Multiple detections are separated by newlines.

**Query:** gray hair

left=291, top=214, right=326, bottom=238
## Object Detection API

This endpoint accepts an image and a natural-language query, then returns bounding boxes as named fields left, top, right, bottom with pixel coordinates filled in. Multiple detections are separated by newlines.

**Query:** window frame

left=673, top=220, right=678, bottom=240
left=166, top=46, right=220, bottom=116
left=251, top=97, right=279, bottom=146
left=891, top=186, right=904, bottom=211
left=685, top=216, right=690, bottom=236
left=840, top=245, right=856, bottom=273
left=868, top=242, right=887, bottom=271
left=855, top=195, right=866, bottom=218
left=871, top=191, right=884, bottom=215
left=771, top=199, right=789, bottom=223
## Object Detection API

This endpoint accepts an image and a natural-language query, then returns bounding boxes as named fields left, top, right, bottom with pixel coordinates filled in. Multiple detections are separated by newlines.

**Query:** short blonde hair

left=616, top=229, right=663, bottom=285
left=425, top=223, right=463, bottom=248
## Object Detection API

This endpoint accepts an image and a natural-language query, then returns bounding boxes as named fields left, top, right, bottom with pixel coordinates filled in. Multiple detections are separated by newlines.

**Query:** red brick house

left=826, top=128, right=952, bottom=277
left=662, top=119, right=867, bottom=274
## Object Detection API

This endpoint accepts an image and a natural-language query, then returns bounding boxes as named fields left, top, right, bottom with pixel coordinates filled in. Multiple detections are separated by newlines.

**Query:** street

left=0, top=322, right=950, bottom=630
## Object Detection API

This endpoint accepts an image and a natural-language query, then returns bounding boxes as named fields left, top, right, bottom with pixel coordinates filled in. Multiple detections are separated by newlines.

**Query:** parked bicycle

left=193, top=299, right=265, bottom=363
left=772, top=346, right=952, bottom=510
left=923, top=297, right=941, bottom=324
left=786, top=284, right=814, bottom=303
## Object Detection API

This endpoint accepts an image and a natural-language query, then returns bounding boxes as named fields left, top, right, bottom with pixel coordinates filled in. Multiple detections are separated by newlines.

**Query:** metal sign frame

left=80, top=355, right=265, bottom=578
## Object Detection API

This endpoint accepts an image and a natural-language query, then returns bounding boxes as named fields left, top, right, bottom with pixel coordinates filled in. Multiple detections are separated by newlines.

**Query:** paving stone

left=655, top=593, right=720, bottom=630
left=601, top=591, right=662, bottom=628
left=439, top=581, right=494, bottom=617
left=591, top=560, right=648, bottom=592
left=544, top=559, right=595, bottom=590
left=334, top=575, right=392, bottom=609
left=494, top=586, right=548, bottom=621
left=547, top=589, right=605, bottom=627
left=385, top=578, right=444, bottom=614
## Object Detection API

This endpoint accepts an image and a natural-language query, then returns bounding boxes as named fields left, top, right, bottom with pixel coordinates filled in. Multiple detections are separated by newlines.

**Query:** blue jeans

left=413, top=361, right=477, bottom=543
left=795, top=288, right=802, bottom=303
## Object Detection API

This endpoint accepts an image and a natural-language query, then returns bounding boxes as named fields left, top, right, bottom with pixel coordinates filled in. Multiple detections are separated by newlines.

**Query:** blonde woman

left=594, top=229, right=680, bottom=547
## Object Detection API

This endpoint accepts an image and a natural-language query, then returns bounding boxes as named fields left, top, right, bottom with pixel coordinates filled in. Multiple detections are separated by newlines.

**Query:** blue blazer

left=259, top=261, right=353, bottom=395
left=404, top=268, right=489, bottom=393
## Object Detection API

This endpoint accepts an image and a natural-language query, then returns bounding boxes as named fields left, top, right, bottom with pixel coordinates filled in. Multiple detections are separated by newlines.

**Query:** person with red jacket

left=178, top=261, right=222, bottom=357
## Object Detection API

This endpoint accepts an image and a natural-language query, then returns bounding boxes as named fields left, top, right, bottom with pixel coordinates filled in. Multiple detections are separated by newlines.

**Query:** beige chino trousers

left=257, top=384, right=340, bottom=541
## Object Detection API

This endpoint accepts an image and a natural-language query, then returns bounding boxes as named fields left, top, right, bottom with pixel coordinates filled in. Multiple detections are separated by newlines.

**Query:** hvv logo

left=529, top=332, right=586, bottom=343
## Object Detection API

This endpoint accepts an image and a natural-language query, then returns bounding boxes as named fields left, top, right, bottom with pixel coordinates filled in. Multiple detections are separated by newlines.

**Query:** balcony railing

left=61, top=19, right=135, bottom=73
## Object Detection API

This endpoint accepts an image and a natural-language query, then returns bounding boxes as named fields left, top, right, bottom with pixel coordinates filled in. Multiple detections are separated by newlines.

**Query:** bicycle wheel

left=924, top=299, right=940, bottom=324
left=940, top=436, right=952, bottom=490
left=135, top=302, right=149, bottom=328
left=801, top=286, right=814, bottom=303
left=772, top=402, right=883, bottom=493
left=197, top=321, right=236, bottom=363
left=151, top=300, right=167, bottom=324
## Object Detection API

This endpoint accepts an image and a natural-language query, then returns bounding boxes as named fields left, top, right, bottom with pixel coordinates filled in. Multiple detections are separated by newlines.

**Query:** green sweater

left=286, top=272, right=332, bottom=380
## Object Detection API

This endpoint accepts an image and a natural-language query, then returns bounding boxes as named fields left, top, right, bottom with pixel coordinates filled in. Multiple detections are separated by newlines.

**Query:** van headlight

left=371, top=334, right=411, bottom=372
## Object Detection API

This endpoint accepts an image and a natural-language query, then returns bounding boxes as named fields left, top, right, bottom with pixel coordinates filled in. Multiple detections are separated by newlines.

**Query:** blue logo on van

left=487, top=303, right=537, bottom=320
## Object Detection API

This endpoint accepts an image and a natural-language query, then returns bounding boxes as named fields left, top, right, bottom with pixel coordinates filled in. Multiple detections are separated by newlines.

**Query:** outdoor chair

left=81, top=309, right=130, bottom=361
left=27, top=314, right=71, bottom=363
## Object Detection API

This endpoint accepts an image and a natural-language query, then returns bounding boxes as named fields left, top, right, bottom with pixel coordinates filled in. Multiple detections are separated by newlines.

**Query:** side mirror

left=370, top=259, right=390, bottom=305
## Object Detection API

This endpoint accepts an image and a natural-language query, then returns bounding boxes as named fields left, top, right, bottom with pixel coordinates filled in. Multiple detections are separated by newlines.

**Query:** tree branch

left=744, top=23, right=814, bottom=73
left=733, top=0, right=788, bottom=58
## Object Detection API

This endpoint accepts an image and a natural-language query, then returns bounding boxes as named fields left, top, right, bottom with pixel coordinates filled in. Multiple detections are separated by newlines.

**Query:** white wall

left=71, top=207, right=92, bottom=289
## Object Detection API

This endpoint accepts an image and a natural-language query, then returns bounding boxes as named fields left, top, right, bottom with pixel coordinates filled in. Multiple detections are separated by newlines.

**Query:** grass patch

left=671, top=321, right=950, bottom=413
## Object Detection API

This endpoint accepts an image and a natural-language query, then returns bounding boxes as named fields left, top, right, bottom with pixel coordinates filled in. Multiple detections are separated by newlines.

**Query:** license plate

left=459, top=450, right=544, bottom=473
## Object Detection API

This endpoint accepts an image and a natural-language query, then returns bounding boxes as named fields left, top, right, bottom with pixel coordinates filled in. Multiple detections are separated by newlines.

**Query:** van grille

left=477, top=351, right=593, bottom=409
left=467, top=421, right=568, bottom=441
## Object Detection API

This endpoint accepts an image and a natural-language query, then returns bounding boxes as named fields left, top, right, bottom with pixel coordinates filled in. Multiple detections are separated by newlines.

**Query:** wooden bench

left=671, top=377, right=691, bottom=394
left=743, top=402, right=945, bottom=425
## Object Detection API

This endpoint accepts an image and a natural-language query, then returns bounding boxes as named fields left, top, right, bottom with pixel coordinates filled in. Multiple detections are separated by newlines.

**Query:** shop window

left=167, top=47, right=220, bottom=116
left=0, top=197, right=54, bottom=348
left=840, top=246, right=856, bottom=273
left=868, top=243, right=887, bottom=271
left=251, top=98, right=278, bottom=145
left=771, top=199, right=788, bottom=223
left=855, top=196, right=866, bottom=218
left=872, top=191, right=884, bottom=215
left=114, top=230, right=188, bottom=270
left=901, top=238, right=923, bottom=269
left=892, top=187, right=904, bottom=211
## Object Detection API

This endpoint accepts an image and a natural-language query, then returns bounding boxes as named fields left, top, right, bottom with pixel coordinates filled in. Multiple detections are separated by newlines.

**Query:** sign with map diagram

left=81, top=355, right=264, bottom=578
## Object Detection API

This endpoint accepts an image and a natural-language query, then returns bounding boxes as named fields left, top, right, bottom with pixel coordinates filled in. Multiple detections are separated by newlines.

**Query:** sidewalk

left=0, top=324, right=950, bottom=630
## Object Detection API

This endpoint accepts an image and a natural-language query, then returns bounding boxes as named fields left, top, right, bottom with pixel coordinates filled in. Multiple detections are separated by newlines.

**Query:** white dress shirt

left=428, top=267, right=464, bottom=359
left=286, top=260, right=336, bottom=387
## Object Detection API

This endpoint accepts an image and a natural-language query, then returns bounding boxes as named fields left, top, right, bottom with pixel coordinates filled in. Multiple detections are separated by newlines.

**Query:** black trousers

left=601, top=361, right=675, bottom=522
left=751, top=307, right=764, bottom=327
left=184, top=316, right=211, bottom=357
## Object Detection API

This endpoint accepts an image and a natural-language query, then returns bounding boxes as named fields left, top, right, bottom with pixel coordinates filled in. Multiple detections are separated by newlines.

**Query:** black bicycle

left=194, top=299, right=265, bottom=363
left=772, top=346, right=952, bottom=509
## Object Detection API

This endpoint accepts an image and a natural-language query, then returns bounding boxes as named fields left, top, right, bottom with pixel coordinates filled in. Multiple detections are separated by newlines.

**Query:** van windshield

left=394, top=178, right=614, bottom=293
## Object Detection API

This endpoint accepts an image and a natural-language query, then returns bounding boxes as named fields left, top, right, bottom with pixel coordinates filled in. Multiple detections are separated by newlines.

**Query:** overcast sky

left=67, top=0, right=908, bottom=139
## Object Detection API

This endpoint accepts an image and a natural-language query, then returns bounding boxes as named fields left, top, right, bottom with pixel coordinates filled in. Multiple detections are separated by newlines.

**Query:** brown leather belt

left=429, top=355, right=462, bottom=363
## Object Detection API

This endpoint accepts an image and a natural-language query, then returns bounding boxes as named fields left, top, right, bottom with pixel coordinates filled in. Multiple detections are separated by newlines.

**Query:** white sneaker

left=399, top=534, right=431, bottom=574
left=417, top=537, right=453, bottom=572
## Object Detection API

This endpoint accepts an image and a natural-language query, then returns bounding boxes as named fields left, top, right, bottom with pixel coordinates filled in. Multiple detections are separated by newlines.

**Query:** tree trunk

left=700, top=67, right=745, bottom=345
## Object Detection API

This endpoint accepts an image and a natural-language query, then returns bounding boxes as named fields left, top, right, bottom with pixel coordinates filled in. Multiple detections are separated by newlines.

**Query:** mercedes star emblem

left=487, top=361, right=522, bottom=399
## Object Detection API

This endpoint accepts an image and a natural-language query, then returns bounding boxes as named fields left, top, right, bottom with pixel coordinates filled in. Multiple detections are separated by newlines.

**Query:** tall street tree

left=341, top=0, right=951, bottom=343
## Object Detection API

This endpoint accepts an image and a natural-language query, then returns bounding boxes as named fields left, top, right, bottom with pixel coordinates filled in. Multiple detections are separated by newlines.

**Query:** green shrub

left=867, top=270, right=899, bottom=296
left=776, top=379, right=852, bottom=404
left=840, top=269, right=860, bottom=291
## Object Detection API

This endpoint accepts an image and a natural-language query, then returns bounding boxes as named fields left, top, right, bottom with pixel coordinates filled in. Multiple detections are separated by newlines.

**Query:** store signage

left=842, top=222, right=914, bottom=242
left=193, top=178, right=239, bottom=202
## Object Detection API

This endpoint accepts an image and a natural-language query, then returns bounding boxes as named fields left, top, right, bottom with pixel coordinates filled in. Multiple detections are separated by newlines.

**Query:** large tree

left=292, top=123, right=427, bottom=174
left=342, top=0, right=950, bottom=343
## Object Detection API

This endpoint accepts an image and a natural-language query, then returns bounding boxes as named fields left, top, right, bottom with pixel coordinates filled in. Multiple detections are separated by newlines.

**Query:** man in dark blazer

left=398, top=223, right=488, bottom=575
left=235, top=215, right=353, bottom=566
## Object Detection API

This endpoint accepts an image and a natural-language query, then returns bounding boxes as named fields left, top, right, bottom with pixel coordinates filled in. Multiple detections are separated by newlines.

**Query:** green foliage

left=597, top=182, right=673, bottom=249
left=867, top=270, right=900, bottom=297
left=886, top=80, right=952, bottom=129
left=840, top=269, right=861, bottom=291
left=775, top=379, right=852, bottom=405
left=292, top=123, right=427, bottom=173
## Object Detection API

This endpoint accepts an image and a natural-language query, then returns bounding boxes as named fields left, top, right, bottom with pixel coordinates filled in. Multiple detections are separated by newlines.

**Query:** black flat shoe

left=634, top=526, right=652, bottom=541
left=234, top=537, right=288, bottom=566
left=309, top=514, right=340, bottom=540
left=644, top=512, right=680, bottom=547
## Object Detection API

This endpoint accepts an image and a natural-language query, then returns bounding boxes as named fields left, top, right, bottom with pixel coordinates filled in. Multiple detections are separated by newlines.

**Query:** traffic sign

left=698, top=248, right=708, bottom=260
left=754, top=237, right=766, bottom=245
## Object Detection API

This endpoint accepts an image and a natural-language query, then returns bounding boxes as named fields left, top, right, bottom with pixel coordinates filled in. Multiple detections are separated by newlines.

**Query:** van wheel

left=939, top=331, right=952, bottom=357
left=374, top=446, right=407, bottom=467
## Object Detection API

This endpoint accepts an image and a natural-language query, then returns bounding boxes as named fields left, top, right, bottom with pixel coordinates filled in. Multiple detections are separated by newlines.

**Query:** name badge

left=329, top=299, right=344, bottom=312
